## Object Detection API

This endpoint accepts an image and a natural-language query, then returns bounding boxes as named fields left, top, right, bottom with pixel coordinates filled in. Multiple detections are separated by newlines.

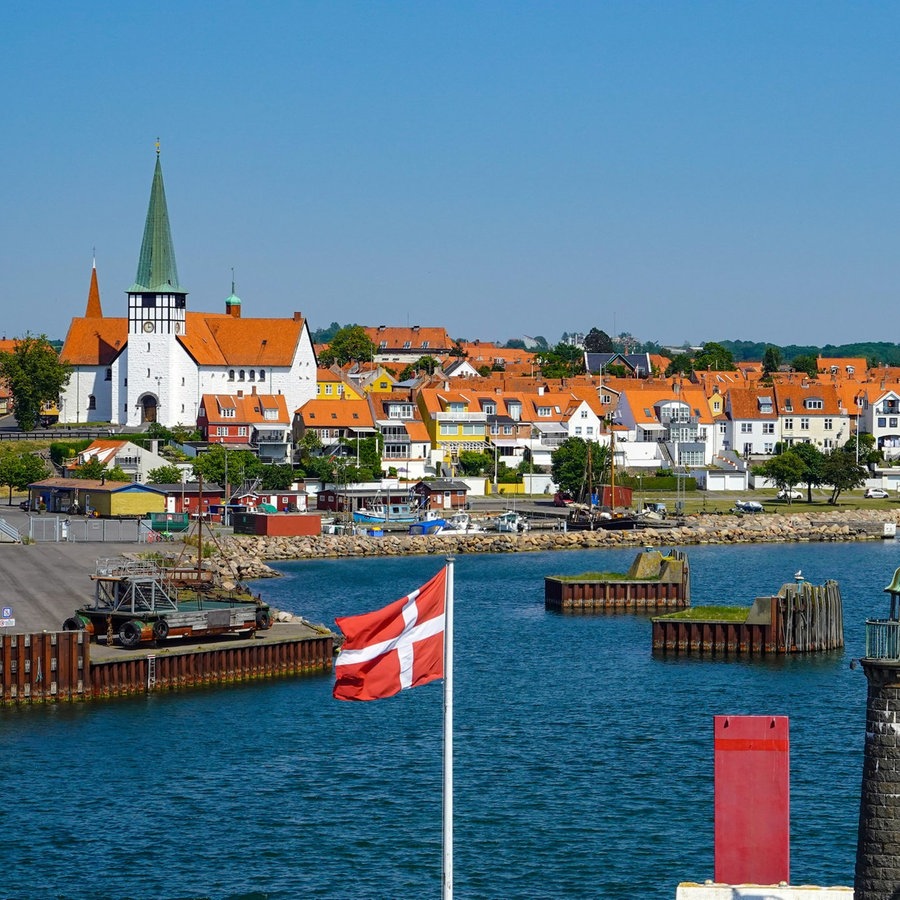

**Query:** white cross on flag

left=333, top=567, right=447, bottom=702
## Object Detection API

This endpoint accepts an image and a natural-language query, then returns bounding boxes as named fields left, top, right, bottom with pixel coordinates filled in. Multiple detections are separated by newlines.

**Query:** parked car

left=18, top=500, right=32, bottom=511
left=733, top=500, right=764, bottom=513
left=777, top=489, right=802, bottom=500
left=864, top=488, right=890, bottom=499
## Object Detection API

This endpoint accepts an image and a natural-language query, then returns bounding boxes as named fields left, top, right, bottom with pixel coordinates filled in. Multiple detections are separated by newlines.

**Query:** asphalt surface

left=0, top=504, right=137, bottom=632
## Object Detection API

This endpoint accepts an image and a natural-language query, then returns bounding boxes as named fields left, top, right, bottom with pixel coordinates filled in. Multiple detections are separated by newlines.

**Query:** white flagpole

left=442, top=557, right=454, bottom=899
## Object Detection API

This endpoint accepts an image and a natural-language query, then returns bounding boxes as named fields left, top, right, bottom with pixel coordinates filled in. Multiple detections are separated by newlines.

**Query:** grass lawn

left=656, top=606, right=749, bottom=622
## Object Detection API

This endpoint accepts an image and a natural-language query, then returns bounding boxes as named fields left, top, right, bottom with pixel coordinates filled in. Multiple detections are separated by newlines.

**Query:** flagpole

left=442, top=556, right=454, bottom=899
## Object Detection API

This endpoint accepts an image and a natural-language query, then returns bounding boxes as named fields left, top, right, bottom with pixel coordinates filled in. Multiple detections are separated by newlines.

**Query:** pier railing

left=865, top=620, right=900, bottom=660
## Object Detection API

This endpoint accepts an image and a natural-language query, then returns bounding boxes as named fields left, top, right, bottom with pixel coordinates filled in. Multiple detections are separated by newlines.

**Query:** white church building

left=60, top=152, right=317, bottom=429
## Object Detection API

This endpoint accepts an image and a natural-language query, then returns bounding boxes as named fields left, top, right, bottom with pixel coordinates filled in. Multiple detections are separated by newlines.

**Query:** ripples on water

left=1, top=541, right=893, bottom=898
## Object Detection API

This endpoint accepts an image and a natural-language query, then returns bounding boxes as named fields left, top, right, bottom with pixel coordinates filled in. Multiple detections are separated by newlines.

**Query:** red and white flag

left=333, top=567, right=447, bottom=702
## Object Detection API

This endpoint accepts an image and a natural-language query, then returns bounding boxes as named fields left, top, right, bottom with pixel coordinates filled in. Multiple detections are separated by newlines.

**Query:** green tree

left=146, top=464, right=185, bottom=485
left=791, top=354, right=818, bottom=378
left=457, top=450, right=493, bottom=476
left=753, top=451, right=805, bottom=495
left=551, top=438, right=609, bottom=499
left=504, top=339, right=527, bottom=350
left=0, top=335, right=72, bottom=431
left=192, top=446, right=262, bottom=490
left=400, top=355, right=440, bottom=380
left=664, top=352, right=695, bottom=377
left=762, top=346, right=782, bottom=376
left=693, top=342, right=736, bottom=371
left=584, top=328, right=614, bottom=353
left=73, top=457, right=130, bottom=481
left=536, top=343, right=586, bottom=379
left=0, top=452, right=48, bottom=505
left=448, top=340, right=467, bottom=358
left=788, top=442, right=825, bottom=503
left=821, top=450, right=866, bottom=504
left=259, top=464, right=296, bottom=491
left=844, top=432, right=881, bottom=467
left=317, top=325, right=376, bottom=366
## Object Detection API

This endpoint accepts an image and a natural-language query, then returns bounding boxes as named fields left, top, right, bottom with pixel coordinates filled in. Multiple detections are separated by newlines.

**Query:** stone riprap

left=199, top=509, right=900, bottom=581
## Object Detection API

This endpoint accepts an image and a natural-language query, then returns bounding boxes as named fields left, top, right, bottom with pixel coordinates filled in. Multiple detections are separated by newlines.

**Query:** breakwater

left=206, top=509, right=900, bottom=581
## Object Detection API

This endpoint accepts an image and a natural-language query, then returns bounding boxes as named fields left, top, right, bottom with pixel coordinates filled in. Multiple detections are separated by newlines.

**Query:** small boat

left=352, top=501, right=420, bottom=525
left=441, top=512, right=487, bottom=534
left=408, top=513, right=448, bottom=536
left=495, top=511, right=530, bottom=533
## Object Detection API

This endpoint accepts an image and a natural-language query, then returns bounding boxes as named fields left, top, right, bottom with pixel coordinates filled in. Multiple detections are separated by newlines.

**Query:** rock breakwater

left=203, top=509, right=900, bottom=581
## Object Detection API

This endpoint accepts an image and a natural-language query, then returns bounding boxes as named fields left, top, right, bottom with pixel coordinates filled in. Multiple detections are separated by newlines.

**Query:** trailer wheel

left=62, top=616, right=83, bottom=631
left=152, top=619, right=169, bottom=642
left=256, top=610, right=272, bottom=630
left=119, top=620, right=142, bottom=649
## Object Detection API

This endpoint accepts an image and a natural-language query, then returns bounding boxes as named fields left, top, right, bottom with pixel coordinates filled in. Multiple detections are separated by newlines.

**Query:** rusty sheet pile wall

left=652, top=579, right=844, bottom=657
left=545, top=549, right=691, bottom=612
left=0, top=631, right=333, bottom=704
left=0, top=631, right=87, bottom=703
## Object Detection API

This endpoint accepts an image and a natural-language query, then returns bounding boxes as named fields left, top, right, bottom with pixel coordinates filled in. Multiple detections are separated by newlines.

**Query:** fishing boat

left=495, top=510, right=530, bottom=533
left=441, top=512, right=487, bottom=534
left=352, top=500, right=421, bottom=525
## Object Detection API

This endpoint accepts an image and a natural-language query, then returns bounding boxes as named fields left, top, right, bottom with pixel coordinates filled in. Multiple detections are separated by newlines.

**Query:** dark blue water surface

left=2, top=541, right=894, bottom=899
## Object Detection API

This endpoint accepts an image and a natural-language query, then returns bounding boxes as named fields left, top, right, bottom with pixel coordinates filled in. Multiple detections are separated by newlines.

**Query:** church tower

left=125, top=145, right=188, bottom=426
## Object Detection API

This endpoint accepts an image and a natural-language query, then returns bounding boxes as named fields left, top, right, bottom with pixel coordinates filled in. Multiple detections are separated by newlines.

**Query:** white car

left=777, top=489, right=802, bottom=500
left=864, top=488, right=890, bottom=499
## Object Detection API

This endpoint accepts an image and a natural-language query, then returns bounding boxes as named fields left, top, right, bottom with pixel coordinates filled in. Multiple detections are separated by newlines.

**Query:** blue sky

left=3, top=2, right=898, bottom=349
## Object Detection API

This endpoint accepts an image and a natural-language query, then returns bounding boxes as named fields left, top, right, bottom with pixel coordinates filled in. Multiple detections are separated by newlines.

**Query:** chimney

left=538, top=385, right=545, bottom=396
left=293, top=311, right=303, bottom=321
left=252, top=386, right=257, bottom=395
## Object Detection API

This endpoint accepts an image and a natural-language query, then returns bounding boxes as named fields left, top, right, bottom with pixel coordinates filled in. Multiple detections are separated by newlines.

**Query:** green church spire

left=130, top=147, right=185, bottom=293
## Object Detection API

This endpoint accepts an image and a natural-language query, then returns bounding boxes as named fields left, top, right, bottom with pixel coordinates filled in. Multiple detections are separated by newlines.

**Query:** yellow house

left=26, top=478, right=166, bottom=517
left=315, top=368, right=364, bottom=400
left=416, top=387, right=488, bottom=465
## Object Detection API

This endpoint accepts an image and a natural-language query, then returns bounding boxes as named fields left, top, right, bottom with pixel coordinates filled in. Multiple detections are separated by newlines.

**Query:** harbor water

left=2, top=540, right=894, bottom=899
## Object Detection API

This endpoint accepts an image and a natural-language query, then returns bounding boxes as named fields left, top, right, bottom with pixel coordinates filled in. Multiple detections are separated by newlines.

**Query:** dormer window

left=239, top=370, right=245, bottom=381
left=805, top=399, right=823, bottom=410
left=228, top=370, right=235, bottom=381
left=403, top=341, right=411, bottom=349
left=249, top=370, right=256, bottom=382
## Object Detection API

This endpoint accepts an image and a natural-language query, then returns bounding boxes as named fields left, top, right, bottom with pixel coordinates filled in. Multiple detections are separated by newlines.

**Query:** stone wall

left=201, top=509, right=900, bottom=582
left=855, top=661, right=900, bottom=899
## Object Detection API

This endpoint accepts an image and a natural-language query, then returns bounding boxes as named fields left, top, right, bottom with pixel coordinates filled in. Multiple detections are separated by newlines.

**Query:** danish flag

left=332, top=567, right=447, bottom=701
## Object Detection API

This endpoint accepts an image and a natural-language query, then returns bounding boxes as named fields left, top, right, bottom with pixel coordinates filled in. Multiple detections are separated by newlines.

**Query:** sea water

left=1, top=540, right=894, bottom=899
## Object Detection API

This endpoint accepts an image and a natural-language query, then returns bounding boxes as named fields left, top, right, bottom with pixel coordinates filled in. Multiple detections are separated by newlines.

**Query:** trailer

left=62, top=557, right=272, bottom=648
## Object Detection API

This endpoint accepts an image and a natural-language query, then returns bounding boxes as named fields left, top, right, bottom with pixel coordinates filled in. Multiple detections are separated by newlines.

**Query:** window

left=141, top=296, right=156, bottom=308
left=800, top=418, right=810, bottom=430
left=439, top=424, right=456, bottom=436
left=784, top=418, right=793, bottom=430
left=147, top=368, right=150, bottom=377
left=537, top=406, right=551, bottom=416
left=763, top=423, right=775, bottom=435
left=259, top=370, right=266, bottom=381
left=228, top=370, right=235, bottom=381
left=586, top=426, right=594, bottom=436
left=824, top=418, right=833, bottom=430
left=88, top=395, right=96, bottom=410
left=388, top=404, right=414, bottom=419
left=221, top=408, right=235, bottom=418
left=574, top=426, right=582, bottom=436
left=216, top=426, right=228, bottom=436
left=483, top=403, right=496, bottom=415
left=879, top=418, right=887, bottom=428
left=784, top=401, right=793, bottom=412
left=239, top=370, right=245, bottom=381
left=403, top=341, right=411, bottom=349
left=325, top=384, right=333, bottom=395
left=503, top=425, right=513, bottom=435
left=422, top=341, right=429, bottom=349
left=741, top=423, right=752, bottom=433
left=891, top=418, right=899, bottom=429
left=238, top=426, right=247, bottom=436
left=581, top=409, right=588, bottom=418
left=249, top=370, right=255, bottom=382
left=105, top=368, right=112, bottom=381
left=764, top=442, right=774, bottom=453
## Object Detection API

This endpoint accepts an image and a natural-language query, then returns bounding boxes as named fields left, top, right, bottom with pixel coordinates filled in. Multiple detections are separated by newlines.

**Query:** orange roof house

left=198, top=391, right=292, bottom=463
